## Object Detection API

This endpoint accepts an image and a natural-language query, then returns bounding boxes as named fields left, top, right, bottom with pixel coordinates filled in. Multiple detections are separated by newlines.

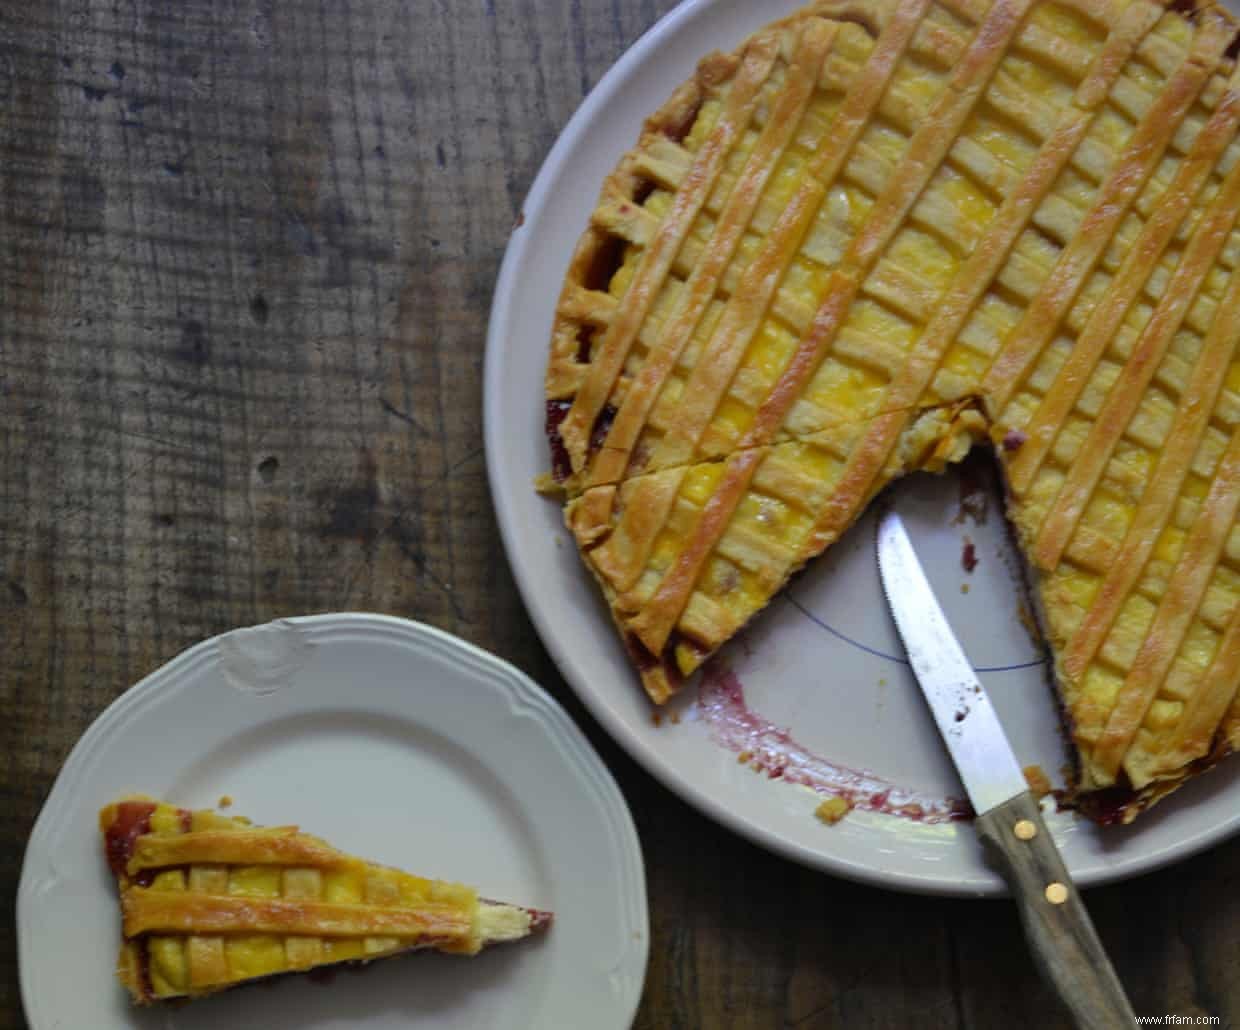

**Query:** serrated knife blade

left=875, top=508, right=1027, bottom=816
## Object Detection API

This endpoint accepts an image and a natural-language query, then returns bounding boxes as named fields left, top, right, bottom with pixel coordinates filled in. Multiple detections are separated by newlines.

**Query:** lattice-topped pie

left=101, top=796, right=550, bottom=1003
left=543, top=0, right=1240, bottom=822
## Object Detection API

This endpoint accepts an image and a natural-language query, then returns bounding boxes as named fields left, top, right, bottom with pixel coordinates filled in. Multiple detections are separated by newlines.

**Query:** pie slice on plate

left=100, top=796, right=551, bottom=1004
left=543, top=0, right=1240, bottom=822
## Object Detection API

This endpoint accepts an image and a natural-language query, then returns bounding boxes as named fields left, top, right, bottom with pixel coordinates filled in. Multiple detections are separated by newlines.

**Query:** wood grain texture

left=2, top=2, right=1239, bottom=1028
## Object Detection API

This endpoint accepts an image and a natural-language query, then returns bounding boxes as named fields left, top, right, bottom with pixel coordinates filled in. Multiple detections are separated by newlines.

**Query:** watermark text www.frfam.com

left=1134, top=1016, right=1221, bottom=1026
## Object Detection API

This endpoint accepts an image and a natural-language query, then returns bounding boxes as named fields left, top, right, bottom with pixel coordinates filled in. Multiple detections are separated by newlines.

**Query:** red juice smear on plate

left=697, top=663, right=971, bottom=823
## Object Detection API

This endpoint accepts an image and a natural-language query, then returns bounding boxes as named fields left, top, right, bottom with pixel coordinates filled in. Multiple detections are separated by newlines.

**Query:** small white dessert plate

left=17, top=613, right=647, bottom=1029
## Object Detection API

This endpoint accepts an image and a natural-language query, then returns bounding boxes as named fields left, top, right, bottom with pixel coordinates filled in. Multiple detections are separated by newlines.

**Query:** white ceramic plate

left=484, top=0, right=1240, bottom=896
left=17, top=614, right=647, bottom=1029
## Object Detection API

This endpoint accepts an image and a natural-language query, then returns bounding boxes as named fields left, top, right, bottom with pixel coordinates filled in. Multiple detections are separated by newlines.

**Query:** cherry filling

left=625, top=632, right=682, bottom=691
left=624, top=629, right=709, bottom=691
left=546, top=401, right=573, bottom=482
left=660, top=94, right=704, bottom=145
left=955, top=450, right=991, bottom=524
left=590, top=404, right=617, bottom=453
left=135, top=937, right=156, bottom=1001
left=581, top=233, right=628, bottom=294
left=575, top=325, right=599, bottom=364
left=1078, top=785, right=1139, bottom=826
left=961, top=538, right=978, bottom=573
left=545, top=401, right=619, bottom=483
left=105, top=800, right=157, bottom=877
left=1001, top=428, right=1027, bottom=452
left=106, top=801, right=194, bottom=887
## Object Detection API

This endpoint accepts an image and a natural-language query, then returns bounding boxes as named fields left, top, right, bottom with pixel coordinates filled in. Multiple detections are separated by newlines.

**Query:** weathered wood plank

left=2, top=2, right=1238, bottom=1028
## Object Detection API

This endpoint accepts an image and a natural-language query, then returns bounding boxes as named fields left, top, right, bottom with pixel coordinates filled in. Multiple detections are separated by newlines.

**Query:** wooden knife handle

left=975, top=791, right=1135, bottom=1030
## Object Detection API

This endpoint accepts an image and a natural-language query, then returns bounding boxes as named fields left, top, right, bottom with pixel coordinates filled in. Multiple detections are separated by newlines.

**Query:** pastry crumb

left=737, top=750, right=753, bottom=764
left=651, top=711, right=663, bottom=727
left=814, top=795, right=853, bottom=825
left=533, top=472, right=560, bottom=495
left=1023, top=765, right=1053, bottom=799
left=217, top=795, right=233, bottom=809
left=961, top=583, right=970, bottom=594
left=669, top=711, right=681, bottom=725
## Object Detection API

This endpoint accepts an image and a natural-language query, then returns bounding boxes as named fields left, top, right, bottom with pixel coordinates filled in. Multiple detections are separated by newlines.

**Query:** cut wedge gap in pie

left=100, top=796, right=551, bottom=1004
left=542, top=0, right=1240, bottom=824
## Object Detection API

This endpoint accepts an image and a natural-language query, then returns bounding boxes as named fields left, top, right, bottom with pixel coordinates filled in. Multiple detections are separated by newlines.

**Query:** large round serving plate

left=484, top=0, right=1240, bottom=895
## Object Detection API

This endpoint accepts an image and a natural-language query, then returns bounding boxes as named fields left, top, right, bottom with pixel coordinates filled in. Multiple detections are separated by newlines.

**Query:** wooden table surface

left=3, top=2, right=1239, bottom=1027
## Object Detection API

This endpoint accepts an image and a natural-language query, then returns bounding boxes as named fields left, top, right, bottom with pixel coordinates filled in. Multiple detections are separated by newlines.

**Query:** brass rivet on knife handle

left=1046, top=882, right=1069, bottom=905
left=1013, top=819, right=1037, bottom=841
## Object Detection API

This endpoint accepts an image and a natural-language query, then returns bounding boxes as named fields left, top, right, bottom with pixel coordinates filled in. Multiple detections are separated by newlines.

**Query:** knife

left=875, top=509, right=1135, bottom=1030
